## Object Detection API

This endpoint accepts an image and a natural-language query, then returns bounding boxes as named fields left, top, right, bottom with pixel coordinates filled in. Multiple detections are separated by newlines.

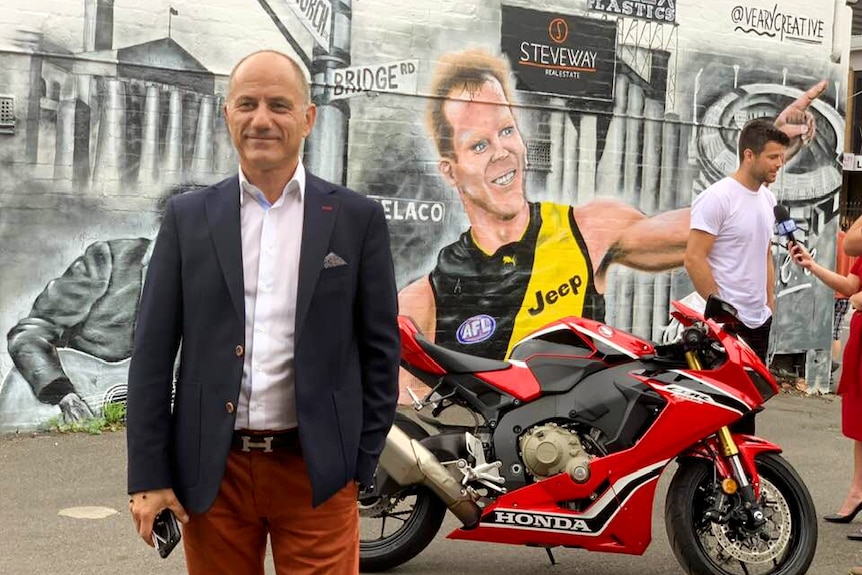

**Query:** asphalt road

left=0, top=392, right=859, bottom=575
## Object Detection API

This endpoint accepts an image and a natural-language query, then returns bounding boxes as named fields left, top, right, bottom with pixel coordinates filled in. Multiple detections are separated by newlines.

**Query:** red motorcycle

left=359, top=296, right=817, bottom=575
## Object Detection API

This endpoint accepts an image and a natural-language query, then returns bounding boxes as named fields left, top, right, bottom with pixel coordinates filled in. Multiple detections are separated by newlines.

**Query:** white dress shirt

left=235, top=162, right=305, bottom=431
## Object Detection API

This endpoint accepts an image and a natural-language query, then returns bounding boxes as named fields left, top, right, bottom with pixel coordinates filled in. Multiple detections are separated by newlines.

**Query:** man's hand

left=129, top=488, right=189, bottom=547
left=775, top=80, right=828, bottom=162
left=58, top=393, right=94, bottom=423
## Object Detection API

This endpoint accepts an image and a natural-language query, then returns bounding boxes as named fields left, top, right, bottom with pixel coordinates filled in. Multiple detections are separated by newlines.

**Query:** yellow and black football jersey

left=429, top=202, right=605, bottom=360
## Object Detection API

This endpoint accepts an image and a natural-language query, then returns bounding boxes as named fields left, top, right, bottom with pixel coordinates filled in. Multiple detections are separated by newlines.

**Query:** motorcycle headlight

left=745, top=367, right=776, bottom=402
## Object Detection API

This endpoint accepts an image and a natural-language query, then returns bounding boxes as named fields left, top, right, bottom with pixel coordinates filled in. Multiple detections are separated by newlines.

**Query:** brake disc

left=708, top=476, right=793, bottom=564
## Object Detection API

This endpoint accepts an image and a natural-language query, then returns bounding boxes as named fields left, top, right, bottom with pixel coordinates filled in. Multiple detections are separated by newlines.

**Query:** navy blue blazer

left=126, top=173, right=400, bottom=511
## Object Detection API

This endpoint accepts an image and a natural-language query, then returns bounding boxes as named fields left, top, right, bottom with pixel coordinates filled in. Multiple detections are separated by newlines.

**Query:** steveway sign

left=327, top=60, right=419, bottom=100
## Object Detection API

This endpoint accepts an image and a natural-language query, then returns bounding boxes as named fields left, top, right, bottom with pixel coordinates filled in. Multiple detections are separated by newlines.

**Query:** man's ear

left=303, top=103, right=317, bottom=137
left=438, top=158, right=456, bottom=187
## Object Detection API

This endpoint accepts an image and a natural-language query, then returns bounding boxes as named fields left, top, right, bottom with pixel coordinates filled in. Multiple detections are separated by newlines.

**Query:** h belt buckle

left=241, top=435, right=273, bottom=453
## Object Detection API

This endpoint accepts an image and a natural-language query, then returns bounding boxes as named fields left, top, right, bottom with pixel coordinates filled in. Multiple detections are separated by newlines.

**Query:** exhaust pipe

left=379, top=425, right=482, bottom=529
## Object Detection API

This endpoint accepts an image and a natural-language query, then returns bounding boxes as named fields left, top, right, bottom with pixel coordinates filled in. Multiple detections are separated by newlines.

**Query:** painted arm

left=7, top=242, right=112, bottom=405
left=576, top=200, right=690, bottom=289
left=774, top=80, right=828, bottom=163
left=790, top=243, right=861, bottom=296
left=396, top=276, right=436, bottom=404
left=684, top=229, right=720, bottom=301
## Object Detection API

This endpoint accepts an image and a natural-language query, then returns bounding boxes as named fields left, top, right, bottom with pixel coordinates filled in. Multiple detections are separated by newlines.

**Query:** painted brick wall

left=0, top=0, right=850, bottom=430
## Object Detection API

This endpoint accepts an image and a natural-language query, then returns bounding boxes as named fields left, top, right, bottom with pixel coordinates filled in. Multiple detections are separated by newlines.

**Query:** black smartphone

left=152, top=508, right=181, bottom=558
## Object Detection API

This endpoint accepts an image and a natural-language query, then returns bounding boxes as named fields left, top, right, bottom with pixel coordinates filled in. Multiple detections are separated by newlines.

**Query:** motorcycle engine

left=519, top=423, right=591, bottom=483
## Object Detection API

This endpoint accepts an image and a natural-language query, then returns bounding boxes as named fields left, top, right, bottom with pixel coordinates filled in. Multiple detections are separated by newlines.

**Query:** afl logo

left=548, top=18, right=569, bottom=44
left=457, top=315, right=497, bottom=345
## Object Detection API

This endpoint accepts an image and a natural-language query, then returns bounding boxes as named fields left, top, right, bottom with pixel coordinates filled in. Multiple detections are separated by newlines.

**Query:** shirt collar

left=238, top=160, right=306, bottom=209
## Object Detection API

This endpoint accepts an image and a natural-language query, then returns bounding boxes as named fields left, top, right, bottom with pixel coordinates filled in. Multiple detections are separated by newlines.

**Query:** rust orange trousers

left=182, top=447, right=359, bottom=575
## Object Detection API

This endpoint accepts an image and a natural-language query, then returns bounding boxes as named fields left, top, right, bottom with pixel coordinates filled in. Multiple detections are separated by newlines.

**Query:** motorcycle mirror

left=704, top=295, right=741, bottom=325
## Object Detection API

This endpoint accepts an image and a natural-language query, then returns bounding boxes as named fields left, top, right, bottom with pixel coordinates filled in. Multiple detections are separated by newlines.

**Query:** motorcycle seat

left=414, top=334, right=511, bottom=374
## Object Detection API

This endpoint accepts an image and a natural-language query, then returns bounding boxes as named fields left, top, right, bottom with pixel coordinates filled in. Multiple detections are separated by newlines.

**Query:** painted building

left=0, top=0, right=851, bottom=431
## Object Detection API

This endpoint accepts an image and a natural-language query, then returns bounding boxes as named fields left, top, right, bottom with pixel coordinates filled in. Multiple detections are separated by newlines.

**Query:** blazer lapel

left=296, top=174, right=339, bottom=337
left=204, top=176, right=244, bottom=321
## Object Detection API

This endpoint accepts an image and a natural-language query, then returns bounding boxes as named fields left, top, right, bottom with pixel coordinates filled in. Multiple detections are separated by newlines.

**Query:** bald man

left=126, top=50, right=400, bottom=575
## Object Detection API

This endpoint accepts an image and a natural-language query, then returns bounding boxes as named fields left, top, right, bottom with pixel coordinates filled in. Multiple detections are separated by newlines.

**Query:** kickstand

left=545, top=547, right=556, bottom=566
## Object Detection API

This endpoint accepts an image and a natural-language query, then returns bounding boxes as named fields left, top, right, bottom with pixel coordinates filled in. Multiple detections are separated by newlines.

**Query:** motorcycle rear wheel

left=358, top=483, right=446, bottom=572
left=359, top=413, right=447, bottom=572
left=665, top=452, right=817, bottom=575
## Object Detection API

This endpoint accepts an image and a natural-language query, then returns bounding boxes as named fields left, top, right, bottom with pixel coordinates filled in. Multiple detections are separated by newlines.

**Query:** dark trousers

left=728, top=316, right=772, bottom=435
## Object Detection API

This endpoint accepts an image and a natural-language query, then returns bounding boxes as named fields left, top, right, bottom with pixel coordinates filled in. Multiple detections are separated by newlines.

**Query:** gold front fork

left=684, top=349, right=739, bottom=456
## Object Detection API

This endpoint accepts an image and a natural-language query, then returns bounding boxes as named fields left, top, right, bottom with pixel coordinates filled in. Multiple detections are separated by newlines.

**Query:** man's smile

left=491, top=169, right=516, bottom=187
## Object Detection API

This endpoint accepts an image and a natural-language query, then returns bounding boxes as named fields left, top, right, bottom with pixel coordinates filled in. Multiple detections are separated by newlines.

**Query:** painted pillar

left=138, top=84, right=160, bottom=187
left=164, top=88, right=184, bottom=183
left=54, top=99, right=75, bottom=181
left=577, top=115, right=597, bottom=203
left=305, top=0, right=350, bottom=184
left=651, top=115, right=681, bottom=340
left=191, top=95, right=214, bottom=180
left=92, top=78, right=126, bottom=188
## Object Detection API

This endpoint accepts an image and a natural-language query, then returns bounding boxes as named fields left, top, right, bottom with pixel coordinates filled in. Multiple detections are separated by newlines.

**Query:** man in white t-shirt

left=685, top=117, right=790, bottom=434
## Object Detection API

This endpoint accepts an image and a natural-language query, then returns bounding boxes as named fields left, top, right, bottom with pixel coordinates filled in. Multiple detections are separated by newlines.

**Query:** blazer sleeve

left=126, top=199, right=184, bottom=494
left=354, top=202, right=401, bottom=486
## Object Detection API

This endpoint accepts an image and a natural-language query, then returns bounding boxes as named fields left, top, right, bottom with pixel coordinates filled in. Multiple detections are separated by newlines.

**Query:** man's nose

left=250, top=107, right=272, bottom=129
left=490, top=139, right=509, bottom=161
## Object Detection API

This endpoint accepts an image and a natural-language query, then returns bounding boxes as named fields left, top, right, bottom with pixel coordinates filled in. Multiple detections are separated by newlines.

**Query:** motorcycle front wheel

left=665, top=452, right=817, bottom=575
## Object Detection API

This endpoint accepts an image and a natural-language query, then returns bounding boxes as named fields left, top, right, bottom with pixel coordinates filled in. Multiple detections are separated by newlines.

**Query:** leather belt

left=231, top=429, right=300, bottom=453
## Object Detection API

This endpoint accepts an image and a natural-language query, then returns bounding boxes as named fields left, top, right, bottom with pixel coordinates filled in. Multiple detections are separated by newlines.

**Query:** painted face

left=748, top=141, right=786, bottom=185
left=223, top=53, right=316, bottom=176
left=439, top=78, right=527, bottom=221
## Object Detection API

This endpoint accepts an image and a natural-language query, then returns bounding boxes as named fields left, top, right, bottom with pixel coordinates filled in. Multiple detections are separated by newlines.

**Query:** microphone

left=774, top=205, right=798, bottom=245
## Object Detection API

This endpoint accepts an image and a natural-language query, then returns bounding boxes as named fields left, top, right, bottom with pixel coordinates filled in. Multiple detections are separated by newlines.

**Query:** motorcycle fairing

left=511, top=317, right=654, bottom=362
left=448, top=457, right=669, bottom=554
left=643, top=369, right=754, bottom=414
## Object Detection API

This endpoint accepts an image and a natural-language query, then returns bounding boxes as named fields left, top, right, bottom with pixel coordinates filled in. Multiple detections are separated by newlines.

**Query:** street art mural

left=0, top=0, right=849, bottom=430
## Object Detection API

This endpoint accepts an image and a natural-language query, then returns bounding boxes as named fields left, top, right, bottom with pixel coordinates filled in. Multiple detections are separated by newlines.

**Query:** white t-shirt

left=690, top=177, right=776, bottom=328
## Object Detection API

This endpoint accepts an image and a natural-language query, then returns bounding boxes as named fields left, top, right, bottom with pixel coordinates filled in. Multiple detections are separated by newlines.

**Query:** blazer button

left=226, top=401, right=236, bottom=414
left=235, top=344, right=244, bottom=357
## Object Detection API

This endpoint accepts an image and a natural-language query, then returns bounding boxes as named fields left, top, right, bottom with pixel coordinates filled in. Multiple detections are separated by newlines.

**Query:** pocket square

left=323, top=252, right=348, bottom=269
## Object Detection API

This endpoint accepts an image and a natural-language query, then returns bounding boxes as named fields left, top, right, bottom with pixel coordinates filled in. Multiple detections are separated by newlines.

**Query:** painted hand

left=775, top=80, right=828, bottom=162
left=58, top=392, right=94, bottom=423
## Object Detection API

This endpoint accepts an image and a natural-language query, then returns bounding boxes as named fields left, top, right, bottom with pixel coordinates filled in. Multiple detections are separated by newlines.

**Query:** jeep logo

left=527, top=275, right=583, bottom=316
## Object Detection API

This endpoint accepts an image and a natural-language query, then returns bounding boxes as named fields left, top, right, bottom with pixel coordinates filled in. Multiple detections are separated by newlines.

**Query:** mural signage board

left=729, top=3, right=825, bottom=44
left=327, top=60, right=419, bottom=100
left=368, top=196, right=446, bottom=224
left=277, top=0, right=333, bottom=51
left=587, top=0, right=676, bottom=23
left=501, top=6, right=618, bottom=101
